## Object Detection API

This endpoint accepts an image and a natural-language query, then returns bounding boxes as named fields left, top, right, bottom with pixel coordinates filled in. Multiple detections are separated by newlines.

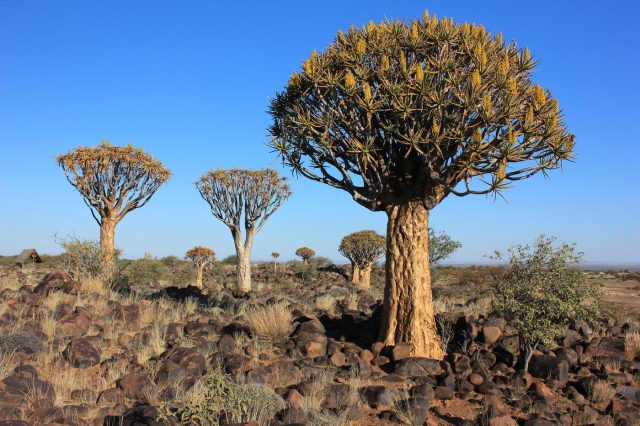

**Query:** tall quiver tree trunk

left=351, top=264, right=361, bottom=286
left=360, top=264, right=372, bottom=289
left=233, top=228, right=254, bottom=293
left=99, top=215, right=117, bottom=279
left=195, top=265, right=205, bottom=287
left=379, top=200, right=443, bottom=359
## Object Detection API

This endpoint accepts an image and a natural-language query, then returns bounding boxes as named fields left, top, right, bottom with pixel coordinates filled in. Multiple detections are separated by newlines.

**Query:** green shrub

left=428, top=228, right=461, bottom=265
left=492, top=235, right=603, bottom=371
left=290, top=260, right=318, bottom=281
left=221, top=255, right=239, bottom=265
left=124, top=258, right=167, bottom=287
left=157, top=368, right=285, bottom=425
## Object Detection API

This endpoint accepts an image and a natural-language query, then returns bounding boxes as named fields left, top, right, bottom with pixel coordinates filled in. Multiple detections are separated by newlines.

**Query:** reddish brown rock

left=34, top=271, right=80, bottom=296
left=292, top=319, right=327, bottom=358
left=97, top=388, right=125, bottom=407
left=117, top=371, right=153, bottom=399
left=0, top=366, right=55, bottom=413
left=391, top=342, right=415, bottom=361
left=64, top=337, right=101, bottom=368
left=163, top=347, right=206, bottom=377
left=482, top=326, right=502, bottom=345
left=56, top=307, right=92, bottom=337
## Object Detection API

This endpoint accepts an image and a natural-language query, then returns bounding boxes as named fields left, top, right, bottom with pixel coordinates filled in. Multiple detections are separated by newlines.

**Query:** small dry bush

left=624, top=331, right=640, bottom=360
left=158, top=367, right=285, bottom=426
left=0, top=351, right=18, bottom=380
left=81, top=276, right=109, bottom=295
left=589, top=380, right=616, bottom=403
left=315, top=294, right=336, bottom=313
left=245, top=303, right=292, bottom=341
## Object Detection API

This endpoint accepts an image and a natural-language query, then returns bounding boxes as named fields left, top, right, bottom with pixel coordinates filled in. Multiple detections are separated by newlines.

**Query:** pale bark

left=351, top=264, right=361, bottom=286
left=359, top=264, right=372, bottom=289
left=378, top=200, right=444, bottom=359
left=99, top=217, right=117, bottom=279
left=195, top=264, right=205, bottom=287
left=236, top=252, right=252, bottom=292
left=233, top=228, right=254, bottom=292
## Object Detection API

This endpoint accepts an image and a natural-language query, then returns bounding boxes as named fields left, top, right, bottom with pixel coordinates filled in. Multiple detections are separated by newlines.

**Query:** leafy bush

left=221, top=255, right=239, bottom=265
left=124, top=258, right=167, bottom=287
left=492, top=235, right=603, bottom=371
left=157, top=368, right=285, bottom=425
left=160, top=255, right=183, bottom=267
left=290, top=260, right=318, bottom=281
left=428, top=228, right=461, bottom=265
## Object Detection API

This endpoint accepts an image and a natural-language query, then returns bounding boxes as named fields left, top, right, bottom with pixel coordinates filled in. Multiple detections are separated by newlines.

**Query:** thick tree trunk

left=195, top=264, right=205, bottom=287
left=351, top=264, right=361, bottom=286
left=352, top=263, right=372, bottom=289
left=378, top=200, right=444, bottom=359
left=360, top=264, right=372, bottom=289
left=232, top=228, right=253, bottom=292
left=99, top=217, right=117, bottom=279
left=236, top=252, right=251, bottom=292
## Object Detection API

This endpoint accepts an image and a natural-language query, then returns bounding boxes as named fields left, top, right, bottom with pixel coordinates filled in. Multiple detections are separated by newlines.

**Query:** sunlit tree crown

left=269, top=12, right=574, bottom=210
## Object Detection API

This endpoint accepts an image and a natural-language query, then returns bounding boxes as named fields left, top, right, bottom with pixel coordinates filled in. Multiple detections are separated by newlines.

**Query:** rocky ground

left=0, top=261, right=638, bottom=425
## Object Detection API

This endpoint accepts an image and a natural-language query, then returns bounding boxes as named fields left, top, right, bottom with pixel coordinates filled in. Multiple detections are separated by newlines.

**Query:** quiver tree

left=271, top=252, right=280, bottom=272
left=57, top=141, right=171, bottom=276
left=185, top=246, right=216, bottom=287
left=196, top=169, right=291, bottom=292
left=339, top=230, right=385, bottom=288
left=428, top=228, right=462, bottom=265
left=269, top=13, right=574, bottom=358
left=295, top=247, right=315, bottom=263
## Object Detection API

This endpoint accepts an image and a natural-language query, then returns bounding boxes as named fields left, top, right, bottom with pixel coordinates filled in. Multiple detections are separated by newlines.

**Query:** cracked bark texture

left=378, top=200, right=444, bottom=359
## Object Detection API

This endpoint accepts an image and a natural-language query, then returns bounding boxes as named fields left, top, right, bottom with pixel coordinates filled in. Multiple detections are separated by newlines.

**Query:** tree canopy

left=196, top=169, right=291, bottom=234
left=269, top=13, right=574, bottom=211
left=57, top=141, right=171, bottom=225
left=339, top=230, right=385, bottom=269
left=185, top=246, right=216, bottom=265
left=295, top=247, right=315, bottom=262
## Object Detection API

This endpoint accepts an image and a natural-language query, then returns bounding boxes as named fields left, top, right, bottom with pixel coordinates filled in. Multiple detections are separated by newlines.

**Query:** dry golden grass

left=39, top=310, right=58, bottom=338
left=149, top=322, right=167, bottom=355
left=315, top=294, right=336, bottom=313
left=0, top=351, right=19, bottom=380
left=183, top=297, right=199, bottom=316
left=589, top=380, right=616, bottom=403
left=136, top=345, right=157, bottom=365
left=81, top=276, right=109, bottom=295
left=244, top=303, right=293, bottom=341
left=624, top=331, right=640, bottom=360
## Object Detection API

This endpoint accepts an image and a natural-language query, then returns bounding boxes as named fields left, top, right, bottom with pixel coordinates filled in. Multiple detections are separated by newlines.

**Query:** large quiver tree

left=339, top=230, right=385, bottom=288
left=269, top=13, right=574, bottom=358
left=196, top=169, right=291, bottom=292
left=57, top=141, right=171, bottom=275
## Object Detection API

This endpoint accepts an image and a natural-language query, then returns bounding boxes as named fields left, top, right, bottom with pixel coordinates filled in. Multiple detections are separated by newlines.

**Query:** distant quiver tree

left=57, top=141, right=171, bottom=276
left=196, top=169, right=291, bottom=292
left=339, top=230, right=385, bottom=288
left=295, top=247, right=315, bottom=263
left=185, top=246, right=216, bottom=287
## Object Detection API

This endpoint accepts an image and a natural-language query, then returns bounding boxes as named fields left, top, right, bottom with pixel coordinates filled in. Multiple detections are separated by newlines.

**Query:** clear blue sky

left=1, top=1, right=638, bottom=263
